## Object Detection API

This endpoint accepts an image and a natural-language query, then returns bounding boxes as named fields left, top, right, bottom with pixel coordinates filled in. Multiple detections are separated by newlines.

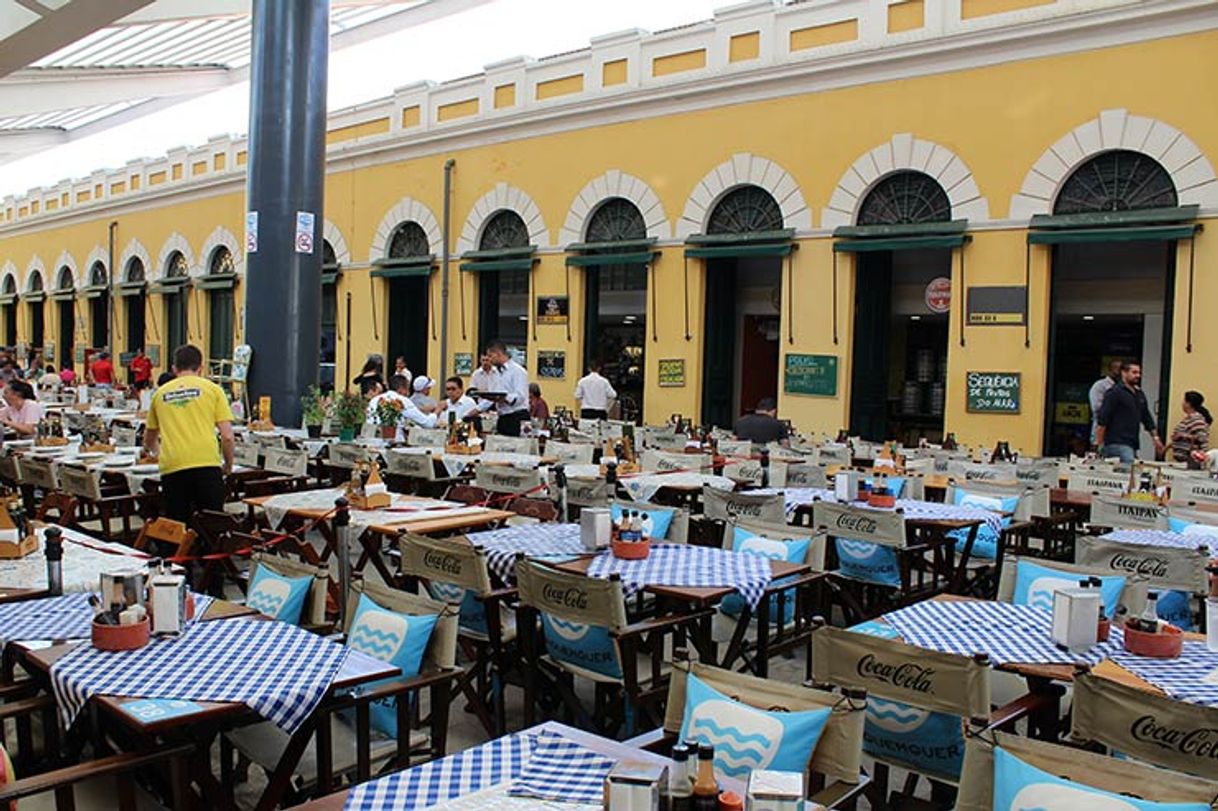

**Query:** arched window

left=707, top=186, right=784, bottom=235
left=1053, top=150, right=1178, bottom=215
left=56, top=266, right=73, bottom=291
left=88, top=262, right=109, bottom=348
left=163, top=251, right=188, bottom=354
left=29, top=271, right=43, bottom=292
left=126, top=257, right=145, bottom=283
left=322, top=239, right=338, bottom=268
left=478, top=210, right=529, bottom=251
left=320, top=240, right=338, bottom=390
left=857, top=171, right=952, bottom=226
left=585, top=197, right=647, bottom=243
left=165, top=250, right=188, bottom=278
left=27, top=271, right=44, bottom=349
left=209, top=246, right=234, bottom=275
left=2, top=276, right=14, bottom=296
left=124, top=258, right=146, bottom=354
left=1, top=276, right=16, bottom=346
left=388, top=222, right=430, bottom=258
left=54, top=266, right=74, bottom=367
left=89, top=262, right=107, bottom=287
left=207, top=247, right=235, bottom=361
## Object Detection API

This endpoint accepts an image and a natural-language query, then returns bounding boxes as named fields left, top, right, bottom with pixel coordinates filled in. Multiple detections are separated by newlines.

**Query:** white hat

left=412, top=375, right=433, bottom=392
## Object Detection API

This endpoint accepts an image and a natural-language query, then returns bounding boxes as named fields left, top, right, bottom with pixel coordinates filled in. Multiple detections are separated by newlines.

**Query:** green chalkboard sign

left=966, top=371, right=1021, bottom=413
left=784, top=354, right=838, bottom=397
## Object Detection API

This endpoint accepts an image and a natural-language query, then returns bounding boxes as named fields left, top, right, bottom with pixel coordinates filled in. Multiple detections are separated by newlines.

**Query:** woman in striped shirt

left=1170, top=390, right=1213, bottom=463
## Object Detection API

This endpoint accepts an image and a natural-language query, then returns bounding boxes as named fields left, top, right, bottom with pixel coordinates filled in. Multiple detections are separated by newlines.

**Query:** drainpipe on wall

left=440, top=158, right=455, bottom=382
left=107, top=221, right=117, bottom=358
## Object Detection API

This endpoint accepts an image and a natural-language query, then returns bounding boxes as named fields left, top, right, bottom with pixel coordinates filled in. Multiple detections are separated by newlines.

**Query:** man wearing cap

left=410, top=375, right=438, bottom=413
left=369, top=374, right=436, bottom=441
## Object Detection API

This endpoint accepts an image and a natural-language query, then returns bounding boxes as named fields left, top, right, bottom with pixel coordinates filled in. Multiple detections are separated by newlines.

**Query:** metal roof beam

left=0, top=0, right=152, bottom=78
left=0, top=65, right=230, bottom=117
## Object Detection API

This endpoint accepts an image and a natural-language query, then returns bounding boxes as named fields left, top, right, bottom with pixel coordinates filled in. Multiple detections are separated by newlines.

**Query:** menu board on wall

left=537, top=350, right=565, bottom=379
left=453, top=352, right=473, bottom=375
left=966, top=371, right=1021, bottom=413
left=658, top=359, right=685, bottom=387
left=967, top=286, right=1027, bottom=326
left=783, top=354, right=838, bottom=397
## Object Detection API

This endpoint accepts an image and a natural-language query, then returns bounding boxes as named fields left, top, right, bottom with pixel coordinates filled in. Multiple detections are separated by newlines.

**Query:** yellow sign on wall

left=658, top=359, right=685, bottom=387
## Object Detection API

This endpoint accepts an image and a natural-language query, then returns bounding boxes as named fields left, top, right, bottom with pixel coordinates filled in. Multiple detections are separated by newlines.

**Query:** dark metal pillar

left=245, top=0, right=330, bottom=425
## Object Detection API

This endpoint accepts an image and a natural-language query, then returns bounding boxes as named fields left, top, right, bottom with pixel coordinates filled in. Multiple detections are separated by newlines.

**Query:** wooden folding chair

left=133, top=517, right=197, bottom=561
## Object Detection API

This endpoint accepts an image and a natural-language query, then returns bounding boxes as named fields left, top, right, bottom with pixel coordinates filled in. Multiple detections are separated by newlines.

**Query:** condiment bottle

left=692, top=744, right=719, bottom=811
left=44, top=526, right=63, bottom=597
left=1132, top=590, right=1160, bottom=633
left=669, top=744, right=692, bottom=811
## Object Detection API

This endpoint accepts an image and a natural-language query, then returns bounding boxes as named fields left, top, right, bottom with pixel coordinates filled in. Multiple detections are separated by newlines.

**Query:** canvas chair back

left=385, top=449, right=437, bottom=480
left=722, top=458, right=769, bottom=487
left=641, top=449, right=710, bottom=474
left=251, top=550, right=329, bottom=627
left=611, top=498, right=689, bottom=542
left=663, top=660, right=864, bottom=787
left=0, top=453, right=18, bottom=483
left=812, top=501, right=906, bottom=548
left=111, top=424, right=138, bottom=447
left=1169, top=502, right=1218, bottom=528
left=954, top=730, right=1218, bottom=811
left=1174, top=474, right=1218, bottom=505
left=811, top=625, right=989, bottom=721
left=721, top=518, right=827, bottom=571
left=902, top=474, right=926, bottom=501
left=484, top=435, right=538, bottom=455
left=903, top=457, right=935, bottom=475
left=346, top=578, right=459, bottom=672
left=780, top=462, right=827, bottom=489
left=1074, top=671, right=1218, bottom=780
left=474, top=464, right=542, bottom=496
left=1067, top=467, right=1128, bottom=495
left=233, top=442, right=261, bottom=468
left=997, top=556, right=1148, bottom=616
left=645, top=432, right=689, bottom=452
left=516, top=558, right=627, bottom=631
left=328, top=442, right=370, bottom=469
left=948, top=480, right=1048, bottom=522
left=946, top=461, right=1017, bottom=484
left=1076, top=532, right=1209, bottom=593
left=406, top=427, right=446, bottom=448
left=701, top=486, right=786, bottom=525
left=57, top=464, right=101, bottom=501
left=17, top=457, right=58, bottom=490
left=576, top=418, right=603, bottom=437
left=1014, top=461, right=1060, bottom=487
left=545, top=440, right=594, bottom=464
left=717, top=439, right=753, bottom=458
left=561, top=473, right=612, bottom=508
left=398, top=532, right=493, bottom=596
left=251, top=432, right=286, bottom=450
left=263, top=447, right=308, bottom=477
left=1089, top=494, right=1169, bottom=530
left=816, top=444, right=851, bottom=466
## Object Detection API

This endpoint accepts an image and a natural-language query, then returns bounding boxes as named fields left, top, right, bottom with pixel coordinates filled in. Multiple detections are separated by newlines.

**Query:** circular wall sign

left=924, top=276, right=951, bottom=314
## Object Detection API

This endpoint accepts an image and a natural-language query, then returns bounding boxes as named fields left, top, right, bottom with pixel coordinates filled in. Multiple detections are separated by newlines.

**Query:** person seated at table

left=733, top=398, right=789, bottom=447
left=367, top=374, right=436, bottom=440
left=352, top=355, right=385, bottom=397
left=441, top=376, right=478, bottom=425
left=88, top=351, right=114, bottom=386
left=529, top=382, right=550, bottom=421
left=410, top=375, right=438, bottom=413
left=38, top=364, right=61, bottom=394
left=58, top=364, right=76, bottom=387
left=0, top=379, right=43, bottom=437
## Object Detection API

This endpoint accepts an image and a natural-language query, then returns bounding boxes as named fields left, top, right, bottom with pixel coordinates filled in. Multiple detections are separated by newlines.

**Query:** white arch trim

left=155, top=232, right=196, bottom=279
left=51, top=249, right=79, bottom=288
left=200, top=226, right=243, bottom=275
left=84, top=246, right=108, bottom=281
left=457, top=182, right=549, bottom=254
left=1010, top=109, right=1218, bottom=219
left=821, top=134, right=990, bottom=229
left=559, top=170, right=672, bottom=245
left=119, top=238, right=152, bottom=283
left=369, top=197, right=442, bottom=261
left=24, top=255, right=45, bottom=291
left=676, top=153, right=812, bottom=239
left=323, top=219, right=351, bottom=265
left=1, top=261, right=17, bottom=293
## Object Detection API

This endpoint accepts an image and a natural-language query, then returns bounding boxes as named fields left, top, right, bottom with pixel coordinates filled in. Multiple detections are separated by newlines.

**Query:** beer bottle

left=668, top=744, right=692, bottom=811
left=1131, top=590, right=1160, bottom=633
left=691, top=744, right=719, bottom=811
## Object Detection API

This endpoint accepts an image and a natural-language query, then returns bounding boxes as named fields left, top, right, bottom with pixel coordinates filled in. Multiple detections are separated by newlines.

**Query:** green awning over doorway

left=566, top=251, right=660, bottom=267
left=458, top=245, right=536, bottom=274
left=116, top=281, right=146, bottom=298
left=1027, top=224, right=1201, bottom=245
left=196, top=272, right=239, bottom=290
left=834, top=234, right=969, bottom=253
left=686, top=243, right=794, bottom=259
left=832, top=219, right=969, bottom=253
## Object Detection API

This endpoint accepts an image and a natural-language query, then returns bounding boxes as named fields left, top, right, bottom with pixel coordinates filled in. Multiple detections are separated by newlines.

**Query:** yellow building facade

left=1, top=0, right=1215, bottom=455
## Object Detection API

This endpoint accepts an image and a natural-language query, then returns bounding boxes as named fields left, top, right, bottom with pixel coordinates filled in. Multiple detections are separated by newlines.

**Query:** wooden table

left=294, top=720, right=746, bottom=810
left=17, top=600, right=396, bottom=811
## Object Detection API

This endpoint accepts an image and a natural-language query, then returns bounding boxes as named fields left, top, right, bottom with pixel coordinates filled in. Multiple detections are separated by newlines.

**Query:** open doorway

left=474, top=210, right=531, bottom=365
left=383, top=222, right=431, bottom=378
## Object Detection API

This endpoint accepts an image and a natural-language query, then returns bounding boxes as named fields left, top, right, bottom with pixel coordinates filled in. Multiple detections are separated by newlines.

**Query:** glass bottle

left=691, top=744, right=718, bottom=811
left=1132, top=590, right=1159, bottom=633
left=668, top=744, right=692, bottom=811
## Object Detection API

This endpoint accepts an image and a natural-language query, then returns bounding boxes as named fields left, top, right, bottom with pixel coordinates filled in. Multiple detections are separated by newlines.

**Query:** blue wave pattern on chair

left=720, top=528, right=810, bottom=622
left=426, top=581, right=488, bottom=635
left=609, top=503, right=675, bottom=540
left=849, top=621, right=965, bottom=779
left=993, top=745, right=1209, bottom=811
left=246, top=566, right=311, bottom=624
left=346, top=593, right=439, bottom=736
left=1011, top=560, right=1125, bottom=618
left=948, top=491, right=1017, bottom=560
left=1154, top=589, right=1193, bottom=632
left=540, top=614, right=622, bottom=679
left=835, top=539, right=901, bottom=587
left=679, top=672, right=830, bottom=780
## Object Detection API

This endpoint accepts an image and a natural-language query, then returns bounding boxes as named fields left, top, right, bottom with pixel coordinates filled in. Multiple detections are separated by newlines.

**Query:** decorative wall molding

left=51, top=249, right=79, bottom=288
left=323, top=219, right=351, bottom=265
left=1010, top=108, right=1218, bottom=218
left=84, top=246, right=108, bottom=277
left=676, top=152, right=812, bottom=239
left=1, top=261, right=16, bottom=292
left=368, top=197, right=443, bottom=260
left=155, top=232, right=196, bottom=278
left=24, top=255, right=45, bottom=290
left=200, top=225, right=243, bottom=275
left=560, top=170, right=671, bottom=245
left=119, top=238, right=152, bottom=282
left=457, top=182, right=549, bottom=254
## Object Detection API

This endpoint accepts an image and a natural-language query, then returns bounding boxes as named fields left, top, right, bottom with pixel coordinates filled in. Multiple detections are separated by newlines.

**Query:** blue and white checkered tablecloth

left=754, top=487, right=1003, bottom=533
left=882, top=600, right=1123, bottom=666
left=0, top=592, right=213, bottom=649
left=466, top=524, right=584, bottom=584
left=1100, top=529, right=1213, bottom=550
left=51, top=617, right=348, bottom=734
left=508, top=733, right=616, bottom=804
left=585, top=544, right=773, bottom=609
left=345, top=732, right=535, bottom=810
left=1110, top=641, right=1218, bottom=708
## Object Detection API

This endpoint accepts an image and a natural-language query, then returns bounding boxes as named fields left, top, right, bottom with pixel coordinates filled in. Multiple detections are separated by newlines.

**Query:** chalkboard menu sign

left=537, top=350, right=565, bottom=379
left=453, top=352, right=473, bottom=375
left=966, top=371, right=1021, bottom=413
left=658, top=359, right=685, bottom=387
left=784, top=354, right=838, bottom=397
left=536, top=296, right=569, bottom=325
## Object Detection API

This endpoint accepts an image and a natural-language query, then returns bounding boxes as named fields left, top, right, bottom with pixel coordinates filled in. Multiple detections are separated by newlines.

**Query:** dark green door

left=700, top=259, right=736, bottom=429
left=126, top=295, right=145, bottom=353
left=209, top=289, right=234, bottom=361
left=90, top=294, right=108, bottom=348
left=165, top=291, right=187, bottom=355
left=476, top=272, right=500, bottom=355
left=388, top=277, right=429, bottom=377
left=58, top=300, right=74, bottom=368
left=848, top=251, right=893, bottom=441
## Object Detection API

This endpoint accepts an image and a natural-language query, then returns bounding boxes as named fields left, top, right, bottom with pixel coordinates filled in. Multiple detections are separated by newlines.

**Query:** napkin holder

left=149, top=572, right=185, bottom=635
left=580, top=507, right=612, bottom=552
left=604, top=760, right=667, bottom=811
left=345, top=462, right=391, bottom=509
left=0, top=503, right=37, bottom=559
left=747, top=769, right=804, bottom=811
left=1051, top=587, right=1099, bottom=651
left=835, top=470, right=859, bottom=502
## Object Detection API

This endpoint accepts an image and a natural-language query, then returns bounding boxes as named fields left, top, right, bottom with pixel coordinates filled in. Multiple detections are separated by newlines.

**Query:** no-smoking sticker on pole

left=294, top=211, right=315, bottom=254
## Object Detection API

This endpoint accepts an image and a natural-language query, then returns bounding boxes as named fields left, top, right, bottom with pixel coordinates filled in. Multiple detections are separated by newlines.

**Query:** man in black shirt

left=1095, top=361, right=1163, bottom=463
left=733, top=398, right=789, bottom=446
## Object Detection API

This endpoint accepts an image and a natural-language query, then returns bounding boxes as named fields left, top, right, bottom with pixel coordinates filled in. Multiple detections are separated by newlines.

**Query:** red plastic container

left=611, top=538, right=651, bottom=560
left=92, top=617, right=150, bottom=651
left=868, top=488, right=896, bottom=508
left=1097, top=617, right=1111, bottom=643
left=1123, top=622, right=1183, bottom=658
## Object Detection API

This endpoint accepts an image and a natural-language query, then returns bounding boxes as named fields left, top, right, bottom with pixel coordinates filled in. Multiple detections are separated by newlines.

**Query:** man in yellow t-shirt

left=143, top=344, right=235, bottom=523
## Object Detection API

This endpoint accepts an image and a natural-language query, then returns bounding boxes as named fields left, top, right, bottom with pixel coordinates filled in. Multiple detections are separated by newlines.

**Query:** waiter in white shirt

left=574, top=359, right=617, bottom=420
left=366, top=374, right=436, bottom=441
left=441, top=376, right=478, bottom=424
left=484, top=339, right=530, bottom=437
left=469, top=353, right=500, bottom=415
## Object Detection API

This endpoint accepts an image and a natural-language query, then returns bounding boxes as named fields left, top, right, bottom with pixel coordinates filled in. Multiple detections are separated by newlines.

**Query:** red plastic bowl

left=92, top=617, right=150, bottom=651
left=1123, top=622, right=1183, bottom=658
left=611, top=538, right=651, bottom=560
left=868, top=490, right=896, bottom=508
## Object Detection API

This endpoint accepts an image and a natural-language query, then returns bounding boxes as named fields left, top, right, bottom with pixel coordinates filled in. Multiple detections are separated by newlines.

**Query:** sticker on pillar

left=454, top=353, right=473, bottom=376
left=294, top=211, right=315, bottom=254
left=246, top=211, right=258, bottom=253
